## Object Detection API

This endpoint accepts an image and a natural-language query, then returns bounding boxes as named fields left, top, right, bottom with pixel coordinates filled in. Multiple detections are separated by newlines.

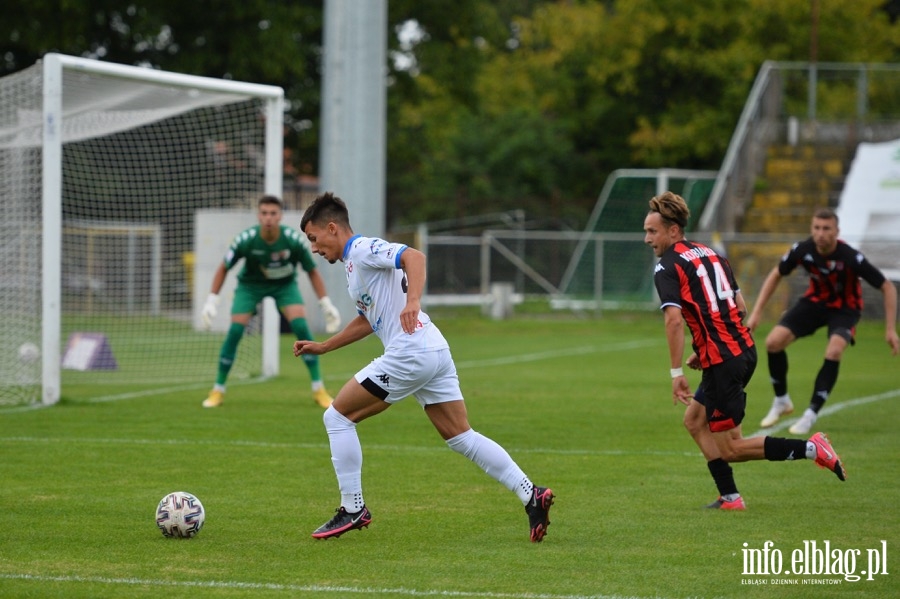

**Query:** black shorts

left=779, top=298, right=859, bottom=345
left=697, top=345, right=757, bottom=432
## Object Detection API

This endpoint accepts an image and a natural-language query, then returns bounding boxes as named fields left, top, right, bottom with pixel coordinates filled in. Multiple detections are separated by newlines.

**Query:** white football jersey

left=343, top=235, right=449, bottom=353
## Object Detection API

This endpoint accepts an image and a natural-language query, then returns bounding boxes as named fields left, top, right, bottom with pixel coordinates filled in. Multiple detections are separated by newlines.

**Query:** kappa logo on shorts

left=377, top=373, right=390, bottom=387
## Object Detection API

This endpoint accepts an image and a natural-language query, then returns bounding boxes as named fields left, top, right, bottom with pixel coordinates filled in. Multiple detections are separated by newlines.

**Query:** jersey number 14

left=696, top=262, right=735, bottom=313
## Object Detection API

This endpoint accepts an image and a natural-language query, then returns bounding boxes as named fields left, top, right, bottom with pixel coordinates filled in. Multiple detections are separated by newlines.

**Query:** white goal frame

left=39, top=53, right=285, bottom=405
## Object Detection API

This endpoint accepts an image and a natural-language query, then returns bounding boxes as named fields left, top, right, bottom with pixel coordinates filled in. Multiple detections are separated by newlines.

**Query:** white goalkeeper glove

left=201, top=293, right=220, bottom=329
left=318, top=296, right=341, bottom=334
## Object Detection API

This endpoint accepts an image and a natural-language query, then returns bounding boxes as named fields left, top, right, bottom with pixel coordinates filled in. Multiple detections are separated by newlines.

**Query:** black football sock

left=768, top=350, right=788, bottom=397
left=763, top=436, right=808, bottom=461
left=810, top=359, right=839, bottom=413
left=707, top=458, right=739, bottom=496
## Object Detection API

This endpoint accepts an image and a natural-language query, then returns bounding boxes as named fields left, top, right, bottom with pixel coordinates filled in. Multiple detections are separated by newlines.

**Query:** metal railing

left=700, top=61, right=900, bottom=233
left=418, top=230, right=899, bottom=319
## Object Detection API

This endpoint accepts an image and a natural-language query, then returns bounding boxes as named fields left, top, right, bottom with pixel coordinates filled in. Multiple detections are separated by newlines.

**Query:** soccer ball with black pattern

left=156, top=491, right=205, bottom=538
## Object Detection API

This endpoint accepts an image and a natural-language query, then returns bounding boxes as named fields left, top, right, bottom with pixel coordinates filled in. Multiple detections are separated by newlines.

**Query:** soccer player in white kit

left=295, top=192, right=554, bottom=542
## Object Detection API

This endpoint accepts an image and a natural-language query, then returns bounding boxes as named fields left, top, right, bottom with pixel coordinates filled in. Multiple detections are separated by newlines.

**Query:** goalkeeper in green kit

left=200, top=195, right=341, bottom=409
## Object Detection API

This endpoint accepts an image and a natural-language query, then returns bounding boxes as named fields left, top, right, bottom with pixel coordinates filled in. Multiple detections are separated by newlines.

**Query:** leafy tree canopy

left=3, top=0, right=898, bottom=228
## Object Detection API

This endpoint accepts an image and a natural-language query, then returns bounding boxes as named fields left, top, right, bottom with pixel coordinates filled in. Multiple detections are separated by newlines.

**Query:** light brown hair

left=648, top=191, right=689, bottom=229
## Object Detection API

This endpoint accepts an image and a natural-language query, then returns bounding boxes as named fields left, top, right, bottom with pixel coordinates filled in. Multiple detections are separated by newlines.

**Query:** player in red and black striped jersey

left=747, top=207, right=899, bottom=435
left=653, top=237, right=754, bottom=372
left=645, top=193, right=846, bottom=509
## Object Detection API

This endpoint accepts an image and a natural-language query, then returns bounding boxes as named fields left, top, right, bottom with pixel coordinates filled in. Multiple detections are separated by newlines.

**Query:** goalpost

left=0, top=53, right=284, bottom=407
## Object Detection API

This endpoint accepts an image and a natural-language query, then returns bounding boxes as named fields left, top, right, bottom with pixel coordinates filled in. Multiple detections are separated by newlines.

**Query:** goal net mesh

left=0, top=59, right=272, bottom=406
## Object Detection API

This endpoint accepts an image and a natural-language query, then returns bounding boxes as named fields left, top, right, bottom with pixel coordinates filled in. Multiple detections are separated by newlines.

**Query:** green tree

left=4, top=0, right=899, bottom=228
left=384, top=0, right=900, bottom=227
left=1, top=0, right=323, bottom=172
left=610, top=0, right=900, bottom=166
left=385, top=0, right=589, bottom=226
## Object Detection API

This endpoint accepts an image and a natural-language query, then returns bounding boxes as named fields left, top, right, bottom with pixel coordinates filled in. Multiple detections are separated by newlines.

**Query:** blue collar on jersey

left=342, top=235, right=361, bottom=261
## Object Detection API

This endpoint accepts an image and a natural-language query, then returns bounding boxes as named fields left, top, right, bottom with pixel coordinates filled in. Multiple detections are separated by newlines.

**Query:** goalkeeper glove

left=318, top=296, right=341, bottom=334
left=201, top=293, right=220, bottom=329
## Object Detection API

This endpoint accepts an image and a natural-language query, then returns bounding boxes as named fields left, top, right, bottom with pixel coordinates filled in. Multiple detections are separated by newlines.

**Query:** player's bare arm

left=307, top=268, right=329, bottom=299
left=663, top=305, right=693, bottom=406
left=209, top=263, right=228, bottom=295
left=881, top=279, right=899, bottom=355
left=735, top=290, right=748, bottom=320
left=746, top=266, right=782, bottom=331
left=294, top=315, right=372, bottom=356
left=686, top=353, right=701, bottom=370
left=399, top=248, right=427, bottom=335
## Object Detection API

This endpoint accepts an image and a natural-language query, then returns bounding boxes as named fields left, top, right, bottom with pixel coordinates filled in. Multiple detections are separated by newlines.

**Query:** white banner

left=837, top=138, right=900, bottom=280
left=837, top=137, right=900, bottom=238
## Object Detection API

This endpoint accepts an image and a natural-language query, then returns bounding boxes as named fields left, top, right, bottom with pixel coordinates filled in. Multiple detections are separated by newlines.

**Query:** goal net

left=0, top=54, right=284, bottom=407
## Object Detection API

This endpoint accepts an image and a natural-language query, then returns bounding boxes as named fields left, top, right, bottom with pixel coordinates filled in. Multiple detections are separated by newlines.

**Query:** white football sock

left=806, top=441, right=817, bottom=460
left=323, top=406, right=365, bottom=511
left=446, top=429, right=534, bottom=504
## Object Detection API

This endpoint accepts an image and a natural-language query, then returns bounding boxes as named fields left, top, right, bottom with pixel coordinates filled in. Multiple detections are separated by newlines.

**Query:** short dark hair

left=258, top=195, right=283, bottom=209
left=813, top=207, right=838, bottom=224
left=648, top=191, right=689, bottom=229
left=300, top=192, right=351, bottom=231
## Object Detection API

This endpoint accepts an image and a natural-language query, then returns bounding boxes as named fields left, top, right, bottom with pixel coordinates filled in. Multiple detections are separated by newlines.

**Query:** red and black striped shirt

left=654, top=240, right=754, bottom=368
left=778, top=238, right=886, bottom=312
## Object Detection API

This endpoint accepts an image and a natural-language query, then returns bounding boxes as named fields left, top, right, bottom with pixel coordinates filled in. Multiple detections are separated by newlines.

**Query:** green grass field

left=1, top=311, right=898, bottom=598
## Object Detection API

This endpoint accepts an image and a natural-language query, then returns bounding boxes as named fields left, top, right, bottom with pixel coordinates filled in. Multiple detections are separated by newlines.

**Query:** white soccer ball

left=156, top=491, right=205, bottom=538
left=18, top=342, right=40, bottom=363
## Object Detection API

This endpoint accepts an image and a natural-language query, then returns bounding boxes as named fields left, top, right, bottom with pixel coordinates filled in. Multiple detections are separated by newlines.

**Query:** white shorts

left=354, top=347, right=462, bottom=406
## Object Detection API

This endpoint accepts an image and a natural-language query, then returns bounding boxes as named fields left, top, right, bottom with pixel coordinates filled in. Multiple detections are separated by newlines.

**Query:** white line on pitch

left=454, top=339, right=661, bottom=369
left=749, top=388, right=900, bottom=437
left=0, top=572, right=657, bottom=599
left=83, top=377, right=273, bottom=403
left=0, top=378, right=273, bottom=411
left=75, top=339, right=661, bottom=405
left=0, top=403, right=50, bottom=414
left=0, top=435, right=696, bottom=458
